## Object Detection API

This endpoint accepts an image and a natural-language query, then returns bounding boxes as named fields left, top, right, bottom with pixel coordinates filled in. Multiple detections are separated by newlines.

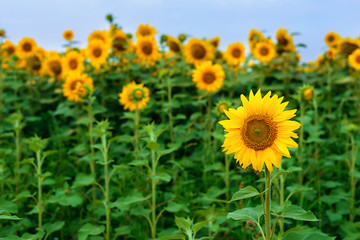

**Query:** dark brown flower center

left=142, top=42, right=153, bottom=55
left=260, top=46, right=269, bottom=56
left=203, top=72, right=216, bottom=84
left=30, top=56, right=41, bottom=71
left=140, top=28, right=151, bottom=36
left=341, top=42, right=358, bottom=56
left=232, top=48, right=241, bottom=58
left=278, top=36, right=289, bottom=46
left=23, top=42, right=32, bottom=52
left=191, top=44, right=206, bottom=59
left=93, top=48, right=102, bottom=58
left=169, top=41, right=181, bottom=53
left=70, top=79, right=82, bottom=91
left=113, top=36, right=126, bottom=51
left=327, top=35, right=335, bottom=43
left=7, top=46, right=15, bottom=55
left=356, top=56, right=360, bottom=64
left=49, top=61, right=62, bottom=75
left=242, top=114, right=277, bottom=151
left=69, top=59, right=78, bottom=70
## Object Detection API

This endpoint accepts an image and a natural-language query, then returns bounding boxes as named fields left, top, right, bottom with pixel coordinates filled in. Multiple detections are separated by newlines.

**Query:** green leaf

left=271, top=167, right=302, bottom=183
left=227, top=206, right=264, bottom=224
left=14, top=190, right=32, bottom=201
left=109, top=191, right=150, bottom=211
left=273, top=204, right=318, bottom=221
left=21, top=231, right=45, bottom=240
left=0, top=210, right=21, bottom=220
left=43, top=221, right=65, bottom=237
left=72, top=173, right=95, bottom=188
left=230, top=186, right=260, bottom=202
left=283, top=226, right=334, bottom=240
left=146, top=141, right=160, bottom=151
left=175, top=216, right=192, bottom=231
left=165, top=202, right=189, bottom=213
left=0, top=199, right=17, bottom=213
left=78, top=223, right=105, bottom=240
left=192, top=220, right=207, bottom=234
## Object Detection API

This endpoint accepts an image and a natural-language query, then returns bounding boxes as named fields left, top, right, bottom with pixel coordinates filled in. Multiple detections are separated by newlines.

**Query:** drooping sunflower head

left=1, top=40, right=16, bottom=57
left=324, top=32, right=341, bottom=47
left=88, top=30, right=112, bottom=49
left=339, top=38, right=360, bottom=56
left=44, top=52, right=63, bottom=79
left=219, top=90, right=300, bottom=172
left=63, top=30, right=74, bottom=41
left=136, top=23, right=157, bottom=38
left=166, top=36, right=182, bottom=54
left=208, top=36, right=221, bottom=48
left=192, top=61, right=225, bottom=93
left=0, top=29, right=5, bottom=37
left=224, top=42, right=246, bottom=66
left=254, top=42, right=276, bottom=63
left=27, top=50, right=45, bottom=74
left=248, top=29, right=264, bottom=53
left=86, top=39, right=110, bottom=69
left=315, top=54, right=325, bottom=67
left=62, top=73, right=94, bottom=102
left=276, top=28, right=296, bottom=53
left=118, top=82, right=150, bottom=112
left=348, top=48, right=360, bottom=71
left=216, top=100, right=231, bottom=115
left=178, top=33, right=187, bottom=43
left=325, top=48, right=337, bottom=60
left=135, top=36, right=161, bottom=63
left=63, top=50, right=84, bottom=75
left=17, top=37, right=37, bottom=58
left=112, top=29, right=129, bottom=54
left=185, top=38, right=214, bottom=65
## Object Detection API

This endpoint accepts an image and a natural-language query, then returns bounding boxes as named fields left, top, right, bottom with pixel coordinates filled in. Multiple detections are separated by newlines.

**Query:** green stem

left=279, top=163, right=284, bottom=238
left=349, top=135, right=357, bottom=222
left=100, top=73, right=105, bottom=106
left=264, top=167, right=271, bottom=240
left=134, top=104, right=140, bottom=156
left=299, top=102, right=305, bottom=207
left=225, top=154, right=230, bottom=202
left=15, top=127, right=21, bottom=195
left=167, top=77, right=174, bottom=144
left=36, top=150, right=43, bottom=232
left=151, top=149, right=157, bottom=239
left=102, top=133, right=110, bottom=240
left=313, top=100, right=321, bottom=229
left=87, top=98, right=96, bottom=201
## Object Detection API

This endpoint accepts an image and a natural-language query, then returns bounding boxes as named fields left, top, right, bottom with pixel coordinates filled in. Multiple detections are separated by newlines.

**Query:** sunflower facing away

left=192, top=61, right=225, bottom=92
left=135, top=36, right=161, bottom=63
left=219, top=90, right=300, bottom=172
left=63, top=30, right=74, bottom=41
left=185, top=38, right=214, bottom=65
left=208, top=36, right=220, bottom=48
left=254, top=42, right=276, bottom=63
left=44, top=52, right=63, bottom=79
left=86, top=39, right=110, bottom=69
left=224, top=42, right=246, bottom=66
left=1, top=40, right=17, bottom=57
left=88, top=30, right=112, bottom=49
left=276, top=28, right=296, bottom=53
left=17, top=37, right=37, bottom=58
left=324, top=32, right=341, bottom=48
left=63, top=50, right=84, bottom=75
left=118, top=82, right=150, bottom=112
left=166, top=36, right=182, bottom=54
left=248, top=29, right=264, bottom=53
left=348, top=49, right=360, bottom=70
left=63, top=73, right=94, bottom=102
left=136, top=24, right=157, bottom=39
left=339, top=38, right=360, bottom=56
left=112, top=29, right=129, bottom=54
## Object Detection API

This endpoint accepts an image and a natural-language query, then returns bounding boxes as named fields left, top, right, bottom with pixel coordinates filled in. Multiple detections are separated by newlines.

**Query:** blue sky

left=1, top=0, right=359, bottom=61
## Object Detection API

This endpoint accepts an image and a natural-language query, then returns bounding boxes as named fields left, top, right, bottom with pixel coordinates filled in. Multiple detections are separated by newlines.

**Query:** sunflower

left=0, top=29, right=5, bottom=37
left=299, top=85, right=315, bottom=101
left=135, top=36, right=161, bottom=63
left=324, top=32, right=341, bottom=48
left=62, top=50, right=84, bottom=75
left=216, top=100, right=231, bottom=115
left=208, top=36, right=220, bottom=48
left=224, top=42, right=246, bottom=66
left=276, top=28, right=296, bottom=53
left=44, top=52, right=63, bottom=79
left=185, top=38, right=214, bottom=65
left=27, top=49, right=45, bottom=74
left=253, top=42, right=276, bottom=63
left=219, top=90, right=300, bottom=172
left=118, top=82, right=150, bottom=111
left=325, top=48, right=337, bottom=60
left=63, top=73, right=94, bottom=102
left=339, top=38, right=360, bottom=56
left=88, top=30, right=112, bottom=49
left=166, top=36, right=182, bottom=54
left=112, top=29, right=129, bottom=54
left=248, top=29, right=264, bottom=53
left=348, top=48, right=360, bottom=70
left=86, top=39, right=110, bottom=69
left=63, top=30, right=74, bottom=41
left=1, top=40, right=16, bottom=57
left=17, top=37, right=37, bottom=58
left=136, top=24, right=156, bottom=38
left=192, top=61, right=225, bottom=92
left=315, top=55, right=325, bottom=67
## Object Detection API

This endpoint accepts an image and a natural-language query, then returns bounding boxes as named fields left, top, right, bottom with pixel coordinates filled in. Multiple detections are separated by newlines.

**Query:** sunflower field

left=1, top=14, right=360, bottom=240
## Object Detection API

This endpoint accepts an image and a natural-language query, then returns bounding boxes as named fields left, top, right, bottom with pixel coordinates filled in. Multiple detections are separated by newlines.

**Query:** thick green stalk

left=264, top=167, right=271, bottom=240
left=313, top=100, right=322, bottom=229
left=349, top=135, right=357, bottom=222
left=279, top=164, right=284, bottom=238
left=15, top=127, right=21, bottom=194
left=36, top=150, right=43, bottom=232
left=134, top=104, right=140, bottom=156
left=299, top=102, right=305, bottom=207
left=225, top=153, right=230, bottom=202
left=102, top=133, right=110, bottom=240
left=151, top=149, right=157, bottom=239
left=87, top=98, right=96, bottom=201
left=167, top=77, right=174, bottom=144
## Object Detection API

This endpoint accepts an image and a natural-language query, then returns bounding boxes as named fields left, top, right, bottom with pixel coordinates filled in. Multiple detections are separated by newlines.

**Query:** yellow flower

left=135, top=36, right=161, bottom=63
left=304, top=61, right=315, bottom=73
left=63, top=73, right=94, bottom=102
left=44, top=52, right=63, bottom=79
left=208, top=36, right=220, bottom=48
left=88, top=30, right=112, bottom=49
left=248, top=29, right=264, bottom=53
left=63, top=30, right=74, bottom=41
left=303, top=88, right=314, bottom=101
left=315, top=55, right=325, bottom=67
left=27, top=49, right=45, bottom=74
left=112, top=29, right=129, bottom=54
left=136, top=24, right=156, bottom=38
left=219, top=90, right=300, bottom=172
left=0, top=29, right=5, bottom=37
left=185, top=38, right=214, bottom=65
left=253, top=42, right=276, bottom=63
left=166, top=36, right=182, bottom=54
left=276, top=28, right=296, bottom=53
left=118, top=82, right=150, bottom=111
left=1, top=40, right=16, bottom=57
left=62, top=50, right=84, bottom=75
left=86, top=39, right=109, bottom=69
left=324, top=32, right=341, bottom=47
left=325, top=48, right=337, bottom=60
left=17, top=37, right=37, bottom=58
left=192, top=61, right=225, bottom=93
left=216, top=100, right=231, bottom=115
left=224, top=42, right=246, bottom=66
left=348, top=48, right=360, bottom=70
left=339, top=38, right=360, bottom=56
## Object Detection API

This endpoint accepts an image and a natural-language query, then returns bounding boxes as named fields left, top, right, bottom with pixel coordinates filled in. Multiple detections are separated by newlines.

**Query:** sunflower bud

left=178, top=33, right=187, bottom=43
left=215, top=100, right=231, bottom=115
left=0, top=29, right=5, bottom=37
left=106, top=14, right=113, bottom=23
left=160, top=34, right=168, bottom=44
left=298, top=85, right=315, bottom=102
left=131, top=87, right=146, bottom=101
